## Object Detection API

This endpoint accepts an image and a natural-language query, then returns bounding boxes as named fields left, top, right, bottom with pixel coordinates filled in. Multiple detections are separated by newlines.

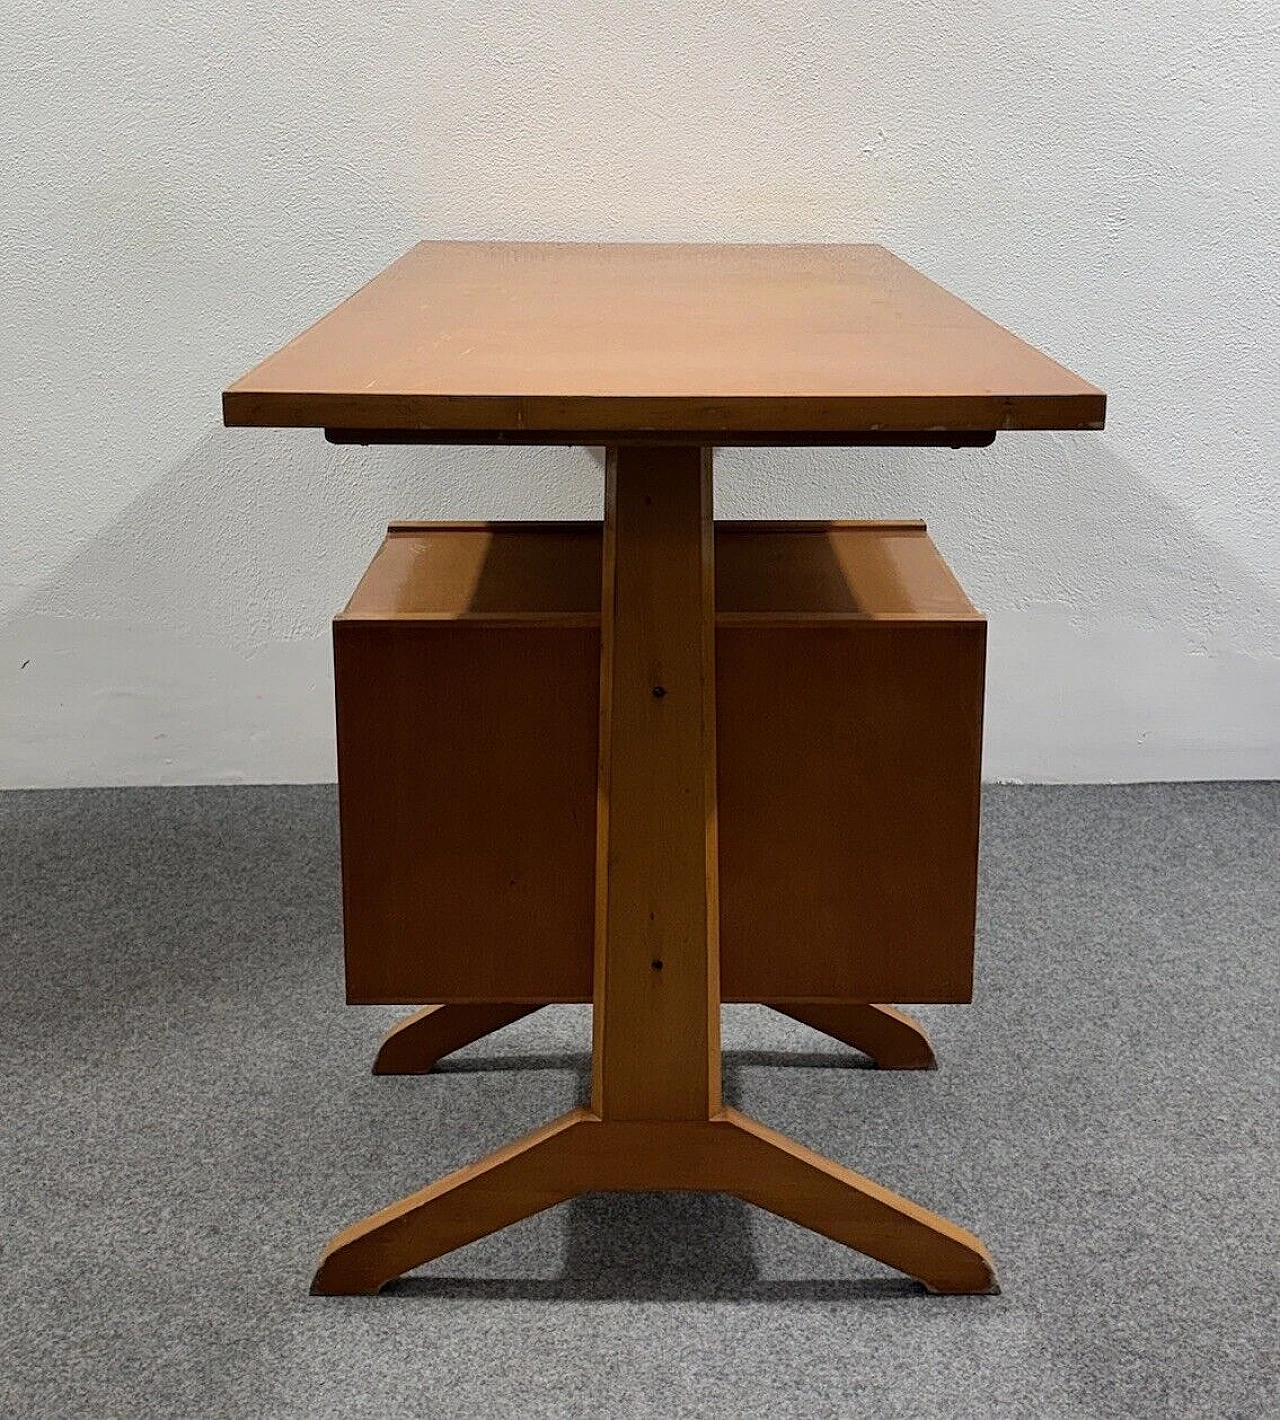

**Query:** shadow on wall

left=3, top=423, right=1278, bottom=784
left=2, top=427, right=600, bottom=786
left=811, top=429, right=1280, bottom=780
left=20, top=426, right=606, bottom=646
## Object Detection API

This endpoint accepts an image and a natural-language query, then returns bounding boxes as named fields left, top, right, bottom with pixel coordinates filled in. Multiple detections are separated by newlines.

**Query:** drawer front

left=335, top=619, right=983, bottom=1004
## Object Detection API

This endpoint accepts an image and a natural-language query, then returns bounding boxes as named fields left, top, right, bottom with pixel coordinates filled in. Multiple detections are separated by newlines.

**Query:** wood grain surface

left=590, top=446, right=721, bottom=1121
left=333, top=520, right=984, bottom=1005
left=224, top=242, right=1104, bottom=436
left=311, top=1108, right=997, bottom=1296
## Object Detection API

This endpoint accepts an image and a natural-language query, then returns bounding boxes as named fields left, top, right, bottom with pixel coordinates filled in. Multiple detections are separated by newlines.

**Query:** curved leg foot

left=717, top=1109, right=996, bottom=1294
left=311, top=1109, right=596, bottom=1294
left=372, top=1004, right=544, bottom=1075
left=769, top=1003, right=937, bottom=1070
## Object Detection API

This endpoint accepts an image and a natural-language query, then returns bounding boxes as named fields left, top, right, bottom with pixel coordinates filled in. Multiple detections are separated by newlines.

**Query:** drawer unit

left=334, top=520, right=985, bottom=1004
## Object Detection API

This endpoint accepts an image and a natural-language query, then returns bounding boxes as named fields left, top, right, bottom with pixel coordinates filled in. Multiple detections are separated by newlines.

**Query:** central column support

left=592, top=445, right=720, bottom=1122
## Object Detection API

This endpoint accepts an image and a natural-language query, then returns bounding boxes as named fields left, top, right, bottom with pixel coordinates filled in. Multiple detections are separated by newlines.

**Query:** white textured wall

left=4, top=2, right=1277, bottom=786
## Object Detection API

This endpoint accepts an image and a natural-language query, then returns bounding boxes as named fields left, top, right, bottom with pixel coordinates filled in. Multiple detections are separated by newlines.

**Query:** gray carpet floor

left=1, top=783, right=1276, bottom=1419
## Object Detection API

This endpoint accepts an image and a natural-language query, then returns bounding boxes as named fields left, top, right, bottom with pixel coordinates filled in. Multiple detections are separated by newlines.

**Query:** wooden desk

left=224, top=242, right=1104, bottom=1296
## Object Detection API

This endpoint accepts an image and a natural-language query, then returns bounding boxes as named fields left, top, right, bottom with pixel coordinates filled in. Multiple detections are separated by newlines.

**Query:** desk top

left=223, top=242, right=1105, bottom=442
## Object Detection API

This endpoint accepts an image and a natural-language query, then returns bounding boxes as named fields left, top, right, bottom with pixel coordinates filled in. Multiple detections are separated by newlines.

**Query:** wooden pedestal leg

left=769, top=1003, right=937, bottom=1070
left=712, top=1109, right=995, bottom=1293
left=312, top=444, right=995, bottom=1296
left=371, top=1004, right=543, bottom=1074
left=312, top=1108, right=996, bottom=1295
left=312, top=1108, right=596, bottom=1294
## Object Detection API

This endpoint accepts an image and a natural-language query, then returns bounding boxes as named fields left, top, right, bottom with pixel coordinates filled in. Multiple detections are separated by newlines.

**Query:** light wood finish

left=333, top=621, right=600, bottom=1001
left=373, top=1003, right=936, bottom=1072
left=311, top=1108, right=996, bottom=1296
left=223, top=242, right=1104, bottom=437
left=343, top=522, right=603, bottom=621
left=772, top=1004, right=937, bottom=1071
left=315, top=452, right=995, bottom=1295
left=371, top=1004, right=541, bottom=1075
left=312, top=1109, right=588, bottom=1296
left=343, top=518, right=980, bottom=622
left=333, top=521, right=983, bottom=1004
left=218, top=243, right=1093, bottom=1299
left=591, top=446, right=720, bottom=1121
left=717, top=621, right=984, bottom=1001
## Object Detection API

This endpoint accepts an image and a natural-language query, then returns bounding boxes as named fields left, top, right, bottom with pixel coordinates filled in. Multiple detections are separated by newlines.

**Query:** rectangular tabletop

left=223, top=241, right=1105, bottom=439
